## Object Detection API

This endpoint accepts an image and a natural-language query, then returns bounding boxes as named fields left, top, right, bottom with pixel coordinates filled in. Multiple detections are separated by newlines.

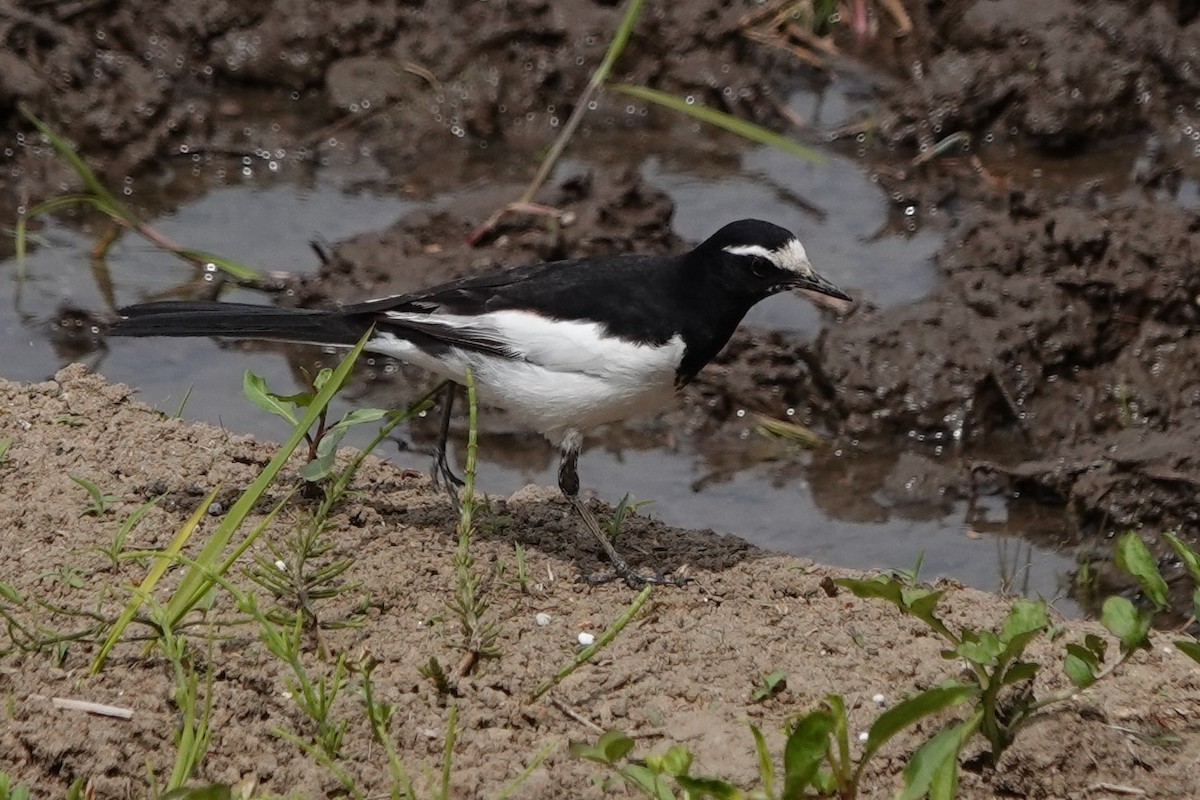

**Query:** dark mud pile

left=5, top=0, right=1200, bottom=558
left=809, top=0, right=1200, bottom=550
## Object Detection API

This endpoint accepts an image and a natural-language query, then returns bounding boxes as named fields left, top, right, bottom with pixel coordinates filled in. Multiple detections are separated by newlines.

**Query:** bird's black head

left=691, top=219, right=852, bottom=308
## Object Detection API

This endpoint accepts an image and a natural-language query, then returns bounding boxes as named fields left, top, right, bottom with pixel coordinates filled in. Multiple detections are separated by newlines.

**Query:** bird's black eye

left=750, top=257, right=771, bottom=278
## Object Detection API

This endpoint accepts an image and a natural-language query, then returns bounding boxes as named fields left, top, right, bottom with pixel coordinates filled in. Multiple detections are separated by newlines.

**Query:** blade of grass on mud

left=159, top=330, right=372, bottom=631
left=515, top=0, right=645, bottom=206
left=90, top=330, right=372, bottom=674
left=18, top=108, right=264, bottom=283
left=21, top=108, right=128, bottom=211
left=90, top=485, right=219, bottom=673
left=611, top=84, right=826, bottom=163
left=531, top=584, right=654, bottom=700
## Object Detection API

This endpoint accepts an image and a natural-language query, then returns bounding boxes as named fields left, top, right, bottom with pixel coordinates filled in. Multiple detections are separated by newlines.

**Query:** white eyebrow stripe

left=777, top=238, right=813, bottom=277
left=722, top=239, right=814, bottom=277
left=722, top=244, right=775, bottom=260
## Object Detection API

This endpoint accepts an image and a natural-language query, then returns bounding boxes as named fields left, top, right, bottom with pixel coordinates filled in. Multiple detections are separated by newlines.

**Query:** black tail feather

left=109, top=301, right=368, bottom=347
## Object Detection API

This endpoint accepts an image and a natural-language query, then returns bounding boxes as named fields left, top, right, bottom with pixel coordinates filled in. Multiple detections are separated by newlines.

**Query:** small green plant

left=0, top=771, right=33, bottom=800
left=751, top=669, right=788, bottom=703
left=91, top=494, right=165, bottom=570
left=1111, top=531, right=1200, bottom=664
left=246, top=509, right=362, bottom=635
left=0, top=436, right=12, bottom=466
left=242, top=369, right=388, bottom=482
left=832, top=557, right=1163, bottom=794
left=149, top=616, right=215, bottom=794
left=446, top=368, right=502, bottom=676
left=603, top=494, right=654, bottom=541
left=418, top=655, right=456, bottom=699
left=360, top=655, right=416, bottom=798
left=70, top=474, right=121, bottom=517
left=533, top=584, right=654, bottom=700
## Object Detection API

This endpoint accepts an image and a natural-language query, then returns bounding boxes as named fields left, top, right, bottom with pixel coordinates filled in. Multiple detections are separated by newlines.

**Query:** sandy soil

left=1, top=366, right=1198, bottom=798
left=4, top=0, right=1200, bottom=795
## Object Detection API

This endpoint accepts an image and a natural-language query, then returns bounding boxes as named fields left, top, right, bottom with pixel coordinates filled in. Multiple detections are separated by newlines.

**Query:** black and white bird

left=109, top=219, right=851, bottom=586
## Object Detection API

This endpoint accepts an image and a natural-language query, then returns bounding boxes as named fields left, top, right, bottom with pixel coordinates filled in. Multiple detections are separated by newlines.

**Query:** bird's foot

left=568, top=496, right=690, bottom=588
left=430, top=449, right=465, bottom=510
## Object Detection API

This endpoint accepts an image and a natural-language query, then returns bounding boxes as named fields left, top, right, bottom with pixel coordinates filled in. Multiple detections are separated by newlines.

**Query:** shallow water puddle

left=0, top=146, right=1080, bottom=615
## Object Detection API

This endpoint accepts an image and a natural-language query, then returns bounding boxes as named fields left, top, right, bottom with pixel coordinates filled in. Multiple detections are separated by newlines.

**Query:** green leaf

left=751, top=669, right=788, bottom=702
left=660, top=745, right=692, bottom=777
left=334, top=407, right=389, bottom=429
left=954, top=640, right=996, bottom=666
left=570, top=730, right=637, bottom=765
left=1063, top=643, right=1100, bottom=689
left=1174, top=640, right=1200, bottom=664
left=897, top=713, right=981, bottom=800
left=1000, top=599, right=1049, bottom=642
left=864, top=683, right=975, bottom=762
left=612, top=84, right=825, bottom=164
left=904, top=589, right=947, bottom=628
left=836, top=576, right=904, bottom=606
left=782, top=710, right=834, bottom=798
left=22, top=108, right=127, bottom=210
left=1115, top=532, right=1169, bottom=609
left=0, top=581, right=23, bottom=603
left=299, top=425, right=349, bottom=481
left=1164, top=533, right=1200, bottom=584
left=748, top=724, right=775, bottom=798
left=1001, top=661, right=1039, bottom=685
left=927, top=744, right=960, bottom=800
left=620, top=763, right=674, bottom=800
left=242, top=372, right=300, bottom=425
left=1100, top=596, right=1151, bottom=652
left=674, top=775, right=743, bottom=799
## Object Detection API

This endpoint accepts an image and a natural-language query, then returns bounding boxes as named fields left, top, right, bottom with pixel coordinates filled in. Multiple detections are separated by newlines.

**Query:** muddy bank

left=1, top=366, right=1198, bottom=796
left=6, top=0, right=1200, bottom=587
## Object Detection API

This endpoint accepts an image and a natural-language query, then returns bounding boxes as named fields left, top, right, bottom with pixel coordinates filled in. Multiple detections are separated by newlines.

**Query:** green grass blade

left=159, top=330, right=372, bottom=631
left=174, top=247, right=264, bottom=282
left=16, top=195, right=104, bottom=274
left=611, top=84, right=826, bottom=163
left=21, top=108, right=129, bottom=213
left=594, top=0, right=646, bottom=87
left=90, top=486, right=219, bottom=673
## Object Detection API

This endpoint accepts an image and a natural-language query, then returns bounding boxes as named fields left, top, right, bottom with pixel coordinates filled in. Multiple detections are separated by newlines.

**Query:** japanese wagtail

left=109, top=218, right=852, bottom=586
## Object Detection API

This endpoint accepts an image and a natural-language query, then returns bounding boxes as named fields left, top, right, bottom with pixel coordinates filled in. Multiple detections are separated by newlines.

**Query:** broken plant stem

left=468, top=0, right=645, bottom=244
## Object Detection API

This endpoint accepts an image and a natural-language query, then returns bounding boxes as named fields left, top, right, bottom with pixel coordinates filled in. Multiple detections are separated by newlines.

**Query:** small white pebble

left=577, top=631, right=596, bottom=646
left=274, top=559, right=287, bottom=571
left=535, top=612, right=552, bottom=627
left=858, top=731, right=869, bottom=742
left=872, top=693, right=887, bottom=705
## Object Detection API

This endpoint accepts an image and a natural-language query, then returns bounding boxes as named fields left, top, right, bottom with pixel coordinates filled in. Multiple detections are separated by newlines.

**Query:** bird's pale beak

left=792, top=271, right=854, bottom=314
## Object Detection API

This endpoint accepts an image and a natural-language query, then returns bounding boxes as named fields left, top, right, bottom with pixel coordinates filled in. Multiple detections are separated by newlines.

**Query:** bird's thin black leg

left=429, top=382, right=464, bottom=503
left=557, top=431, right=687, bottom=588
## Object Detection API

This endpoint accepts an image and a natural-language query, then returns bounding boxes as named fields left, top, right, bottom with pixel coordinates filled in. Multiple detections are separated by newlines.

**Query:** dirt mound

left=1, top=366, right=1198, bottom=797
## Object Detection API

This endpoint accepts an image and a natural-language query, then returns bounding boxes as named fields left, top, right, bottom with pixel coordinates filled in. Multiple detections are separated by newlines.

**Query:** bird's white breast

left=370, top=310, right=686, bottom=437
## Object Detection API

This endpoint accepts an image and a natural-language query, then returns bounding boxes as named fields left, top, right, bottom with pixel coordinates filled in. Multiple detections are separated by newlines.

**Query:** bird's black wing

left=342, top=253, right=686, bottom=346
left=338, top=259, right=575, bottom=316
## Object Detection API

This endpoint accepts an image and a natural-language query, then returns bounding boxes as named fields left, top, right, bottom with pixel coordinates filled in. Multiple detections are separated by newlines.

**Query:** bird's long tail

left=109, top=301, right=368, bottom=347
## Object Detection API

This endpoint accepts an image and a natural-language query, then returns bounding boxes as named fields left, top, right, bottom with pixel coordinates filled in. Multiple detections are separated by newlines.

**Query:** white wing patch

left=723, top=238, right=813, bottom=278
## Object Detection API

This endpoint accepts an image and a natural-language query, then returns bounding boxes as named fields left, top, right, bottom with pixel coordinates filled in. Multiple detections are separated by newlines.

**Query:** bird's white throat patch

left=722, top=238, right=813, bottom=277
